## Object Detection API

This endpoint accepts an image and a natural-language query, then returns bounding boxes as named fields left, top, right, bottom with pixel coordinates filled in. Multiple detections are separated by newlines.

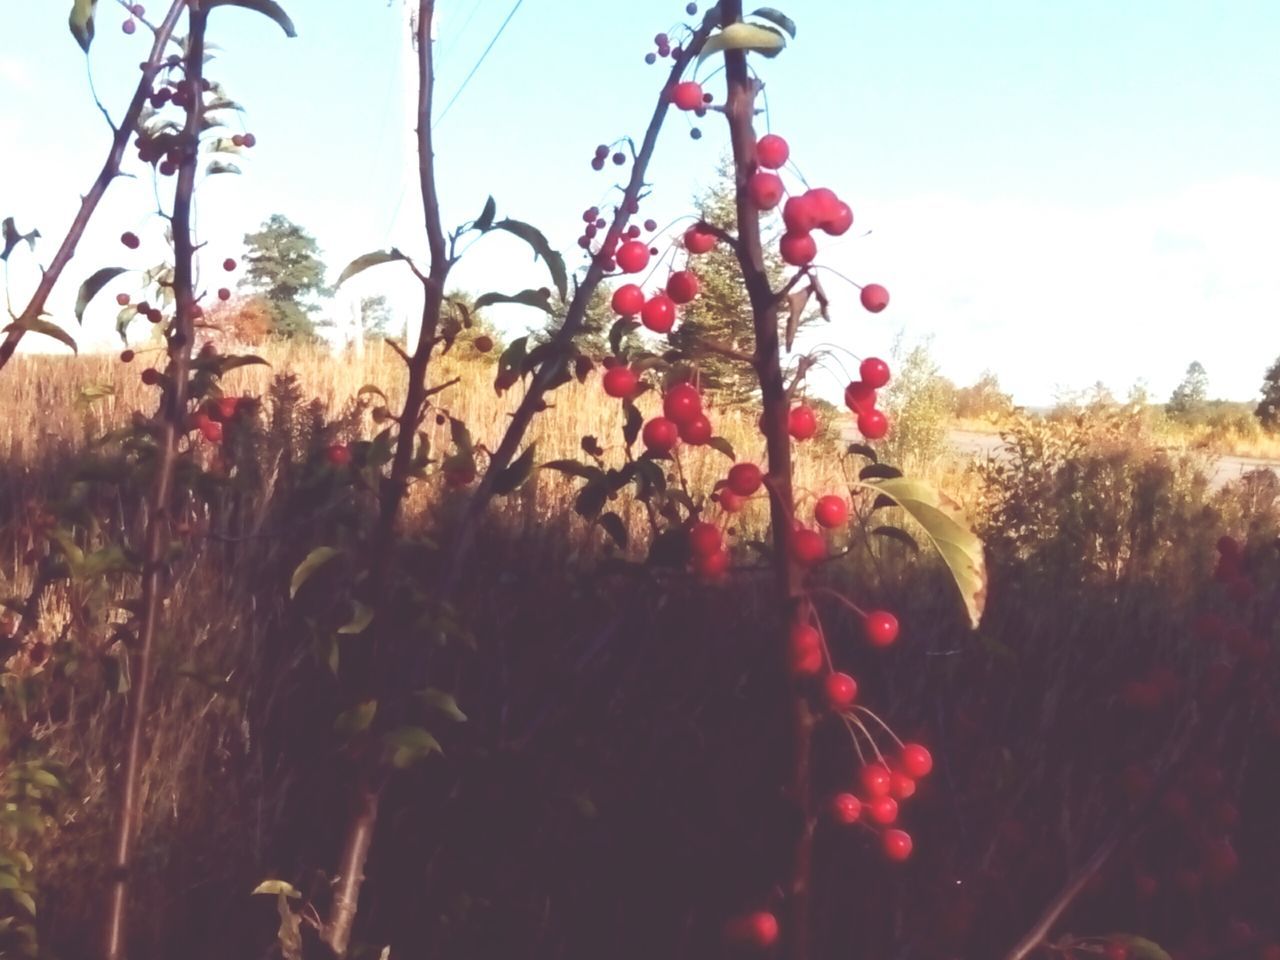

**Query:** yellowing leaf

left=251, top=879, right=301, bottom=898
left=698, top=22, right=787, bottom=65
left=289, top=546, right=342, bottom=599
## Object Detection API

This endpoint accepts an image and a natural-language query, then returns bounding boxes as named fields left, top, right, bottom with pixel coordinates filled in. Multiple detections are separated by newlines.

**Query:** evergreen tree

left=1167, top=360, right=1209, bottom=421
left=1256, top=355, right=1280, bottom=430
left=239, top=214, right=330, bottom=340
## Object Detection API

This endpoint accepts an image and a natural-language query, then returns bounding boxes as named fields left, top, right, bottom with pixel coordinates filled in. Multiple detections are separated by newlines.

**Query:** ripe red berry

left=882, top=829, right=913, bottom=862
left=844, top=380, right=877, bottom=414
left=755, top=133, right=789, bottom=169
left=688, top=521, right=722, bottom=557
left=666, top=270, right=700, bottom=304
left=814, top=495, right=848, bottom=529
left=867, top=795, right=899, bottom=825
left=642, top=417, right=680, bottom=454
left=663, top=382, right=702, bottom=424
left=790, top=528, right=826, bottom=567
left=727, top=463, right=763, bottom=497
left=217, top=287, right=231, bottom=301
left=748, top=171, right=784, bottom=210
left=718, top=489, right=746, bottom=513
left=789, top=622, right=822, bottom=673
left=723, top=911, right=778, bottom=949
left=889, top=771, right=917, bottom=800
left=788, top=404, right=818, bottom=440
left=671, top=81, right=704, bottom=111
left=805, top=187, right=841, bottom=223
left=140, top=368, right=161, bottom=385
left=615, top=240, right=650, bottom=274
left=861, top=763, right=892, bottom=797
left=860, top=357, right=891, bottom=389
left=641, top=294, right=676, bottom=333
left=683, top=224, right=717, bottom=254
left=830, top=792, right=861, bottom=824
left=325, top=443, right=352, bottom=467
left=692, top=548, right=730, bottom=581
left=611, top=283, right=645, bottom=316
left=200, top=419, right=223, bottom=443
left=779, top=231, right=817, bottom=266
left=858, top=409, right=889, bottom=440
left=824, top=671, right=857, bottom=710
left=223, top=257, right=236, bottom=271
left=602, top=366, right=639, bottom=399
left=782, top=195, right=822, bottom=234
left=679, top=414, right=712, bottom=445
left=864, top=610, right=899, bottom=647
left=119, top=349, right=135, bottom=363
left=900, top=743, right=933, bottom=778
left=115, top=292, right=131, bottom=306
left=242, top=133, right=256, bottom=148
left=823, top=202, right=854, bottom=236
left=121, top=231, right=140, bottom=249
left=215, top=396, right=239, bottom=421
left=860, top=283, right=890, bottom=313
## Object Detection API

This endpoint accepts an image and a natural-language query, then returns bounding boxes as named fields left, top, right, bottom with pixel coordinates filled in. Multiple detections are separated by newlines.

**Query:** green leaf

left=489, top=219, right=568, bottom=299
left=494, top=443, right=537, bottom=495
left=5, top=316, right=76, bottom=354
left=474, top=288, right=554, bottom=314
left=706, top=436, right=736, bottom=461
left=290, top=546, right=342, bottom=599
left=382, top=726, right=444, bottom=769
left=541, top=460, right=606, bottom=481
left=859, top=463, right=903, bottom=481
left=335, top=249, right=408, bottom=288
left=69, top=0, right=97, bottom=52
left=698, top=22, right=787, bottom=65
left=337, top=601, right=374, bottom=635
left=192, top=353, right=271, bottom=375
left=854, top=478, right=986, bottom=629
left=847, top=442, right=878, bottom=463
left=1110, top=936, right=1172, bottom=960
left=334, top=699, right=377, bottom=738
left=750, top=7, right=797, bottom=38
left=75, top=545, right=135, bottom=580
left=474, top=196, right=497, bottom=232
left=598, top=512, right=628, bottom=549
left=207, top=0, right=298, bottom=37
left=415, top=688, right=468, bottom=723
left=251, top=879, right=301, bottom=899
left=871, top=525, right=920, bottom=553
left=75, top=267, right=127, bottom=324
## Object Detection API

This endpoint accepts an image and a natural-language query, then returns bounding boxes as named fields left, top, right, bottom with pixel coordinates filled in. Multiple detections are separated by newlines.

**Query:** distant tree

left=204, top=294, right=273, bottom=347
left=1256, top=355, right=1280, bottom=430
left=1167, top=360, right=1209, bottom=421
left=239, top=214, right=330, bottom=340
left=879, top=335, right=956, bottom=470
left=359, top=295, right=393, bottom=339
left=952, top=369, right=1013, bottom=419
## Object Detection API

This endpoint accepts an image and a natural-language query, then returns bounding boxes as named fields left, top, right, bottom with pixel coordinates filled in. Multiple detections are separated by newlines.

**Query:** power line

left=434, top=0, right=526, bottom=127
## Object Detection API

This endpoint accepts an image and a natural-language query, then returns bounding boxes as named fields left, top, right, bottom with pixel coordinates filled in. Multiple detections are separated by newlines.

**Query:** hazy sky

left=2, top=1, right=1278, bottom=406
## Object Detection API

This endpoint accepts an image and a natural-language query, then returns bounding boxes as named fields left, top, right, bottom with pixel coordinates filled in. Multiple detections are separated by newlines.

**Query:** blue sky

left=3, top=1, right=1279, bottom=406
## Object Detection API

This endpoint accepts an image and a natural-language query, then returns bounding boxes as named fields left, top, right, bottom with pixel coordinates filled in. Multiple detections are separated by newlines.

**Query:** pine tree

left=239, top=214, right=330, bottom=340
left=1167, top=360, right=1210, bottom=421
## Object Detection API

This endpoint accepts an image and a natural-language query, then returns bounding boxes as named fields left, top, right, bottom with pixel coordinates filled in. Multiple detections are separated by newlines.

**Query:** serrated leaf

left=382, top=726, right=444, bottom=769
left=335, top=249, right=408, bottom=288
left=334, top=700, right=377, bottom=738
left=489, top=219, right=567, bottom=299
left=75, top=267, right=127, bottom=324
left=859, top=463, right=903, bottom=481
left=5, top=316, right=76, bottom=353
left=847, top=442, right=878, bottom=463
left=493, top=443, right=536, bottom=495
left=706, top=436, right=736, bottom=461
left=698, top=22, right=787, bottom=65
left=598, top=512, right=628, bottom=549
left=337, top=601, right=374, bottom=635
left=871, top=525, right=920, bottom=553
left=289, top=546, right=342, bottom=599
left=251, top=879, right=301, bottom=898
left=69, top=0, right=97, bottom=52
left=416, top=688, right=467, bottom=723
left=207, top=0, right=298, bottom=37
left=474, top=288, right=554, bottom=314
left=474, top=196, right=497, bottom=232
left=750, top=7, right=797, bottom=38
left=854, top=478, right=986, bottom=629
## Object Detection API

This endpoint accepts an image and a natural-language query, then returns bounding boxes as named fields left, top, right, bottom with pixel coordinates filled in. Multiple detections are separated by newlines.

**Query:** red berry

left=782, top=195, right=823, bottom=234
left=718, top=489, right=746, bottom=513
left=861, top=763, right=892, bottom=797
left=779, top=231, right=817, bottom=266
left=805, top=188, right=841, bottom=223
left=788, top=404, right=818, bottom=440
left=693, top=548, right=730, bottom=581
left=683, top=224, right=717, bottom=254
left=790, top=528, right=826, bottom=567
left=602, top=366, right=639, bottom=399
left=200, top=419, right=224, bottom=444
left=666, top=270, right=700, bottom=304
left=140, top=368, right=161, bottom=385
left=223, top=257, right=236, bottom=271
left=611, top=283, right=645, bottom=315
left=814, top=495, right=848, bottom=529
left=867, top=795, right=899, bottom=825
left=217, top=287, right=231, bottom=301
left=121, top=231, right=140, bottom=249
left=823, top=202, right=854, bottom=236
left=641, top=294, right=676, bottom=333
left=115, top=292, right=131, bottom=306
left=748, top=171, right=785, bottom=210
left=679, top=414, right=712, bottom=445
left=789, top=623, right=822, bottom=673
left=616, top=240, right=650, bottom=274
left=672, top=81, right=704, bottom=111
left=1102, top=943, right=1129, bottom=960
left=473, top=335, right=494, bottom=353
left=642, top=417, right=679, bottom=454
left=119, top=349, right=135, bottom=363
left=723, top=911, right=778, bottom=949
left=889, top=771, right=916, bottom=800
left=727, top=463, right=763, bottom=497
left=858, top=409, right=889, bottom=440
left=755, top=133, right=789, bottom=169
left=242, top=133, right=256, bottom=148
left=824, top=671, right=857, bottom=709
left=688, top=521, right=722, bottom=557
left=882, top=829, right=913, bottom=862
left=663, top=382, right=702, bottom=424
left=860, top=283, right=890, bottom=313
left=900, top=743, right=933, bottom=778
left=830, top=792, right=861, bottom=824
left=215, top=396, right=239, bottom=421
left=325, top=443, right=351, bottom=466
left=844, top=380, right=877, bottom=414
left=860, top=357, right=891, bottom=389
left=864, top=610, right=899, bottom=647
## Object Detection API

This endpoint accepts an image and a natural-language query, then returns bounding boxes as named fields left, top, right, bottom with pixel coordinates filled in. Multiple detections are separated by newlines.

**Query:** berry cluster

left=120, top=3, right=145, bottom=34
left=843, top=356, right=892, bottom=440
